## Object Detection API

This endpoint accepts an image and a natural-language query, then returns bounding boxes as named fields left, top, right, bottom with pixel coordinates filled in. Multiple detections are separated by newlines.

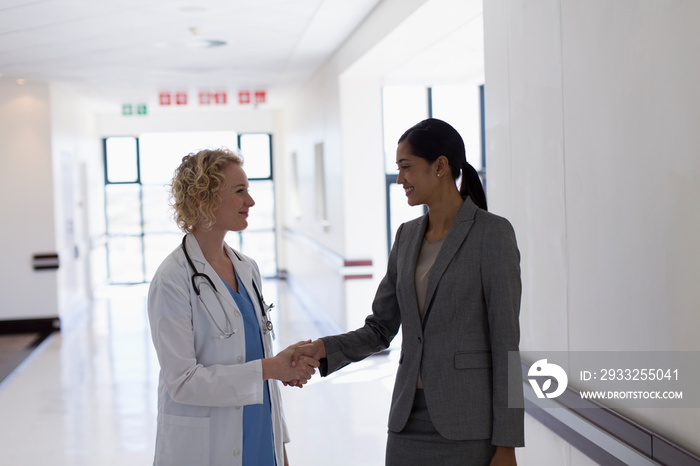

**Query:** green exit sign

left=122, top=103, right=148, bottom=116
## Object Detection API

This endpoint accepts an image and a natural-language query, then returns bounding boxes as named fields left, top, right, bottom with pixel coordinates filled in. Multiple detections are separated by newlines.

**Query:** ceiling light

left=187, top=39, right=227, bottom=49
left=154, top=38, right=227, bottom=49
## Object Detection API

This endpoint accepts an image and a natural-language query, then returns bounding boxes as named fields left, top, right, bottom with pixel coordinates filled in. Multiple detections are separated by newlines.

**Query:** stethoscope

left=181, top=236, right=275, bottom=340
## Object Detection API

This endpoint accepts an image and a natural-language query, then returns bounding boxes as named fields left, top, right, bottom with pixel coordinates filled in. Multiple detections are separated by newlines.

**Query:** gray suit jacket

left=321, top=197, right=524, bottom=446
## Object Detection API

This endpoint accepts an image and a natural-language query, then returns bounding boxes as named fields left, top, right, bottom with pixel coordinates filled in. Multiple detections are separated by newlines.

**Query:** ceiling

left=0, top=0, right=382, bottom=107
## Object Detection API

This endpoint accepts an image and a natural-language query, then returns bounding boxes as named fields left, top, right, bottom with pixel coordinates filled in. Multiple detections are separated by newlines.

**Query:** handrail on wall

left=520, top=362, right=700, bottom=466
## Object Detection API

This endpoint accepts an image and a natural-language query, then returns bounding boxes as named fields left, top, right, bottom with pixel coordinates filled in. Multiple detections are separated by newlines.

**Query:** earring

left=437, top=173, right=441, bottom=177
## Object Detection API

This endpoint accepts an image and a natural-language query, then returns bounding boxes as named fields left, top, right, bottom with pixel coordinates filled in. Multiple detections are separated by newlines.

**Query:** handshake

left=263, top=339, right=327, bottom=388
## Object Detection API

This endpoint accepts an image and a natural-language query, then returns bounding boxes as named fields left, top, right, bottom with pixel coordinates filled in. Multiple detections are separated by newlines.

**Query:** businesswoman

left=293, top=119, right=524, bottom=465
left=148, top=148, right=317, bottom=466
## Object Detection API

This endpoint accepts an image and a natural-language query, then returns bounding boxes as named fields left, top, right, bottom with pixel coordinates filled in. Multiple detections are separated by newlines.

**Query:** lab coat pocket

left=155, top=413, right=210, bottom=466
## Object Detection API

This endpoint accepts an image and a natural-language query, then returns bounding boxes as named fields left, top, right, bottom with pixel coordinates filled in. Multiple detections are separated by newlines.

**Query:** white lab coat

left=147, top=234, right=289, bottom=466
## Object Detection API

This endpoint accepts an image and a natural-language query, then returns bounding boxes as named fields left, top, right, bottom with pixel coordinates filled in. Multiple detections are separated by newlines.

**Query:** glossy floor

left=0, top=281, right=398, bottom=466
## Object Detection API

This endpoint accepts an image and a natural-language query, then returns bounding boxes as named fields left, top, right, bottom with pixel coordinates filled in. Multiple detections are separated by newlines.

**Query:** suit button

left=237, top=356, right=244, bottom=363
left=233, top=449, right=241, bottom=457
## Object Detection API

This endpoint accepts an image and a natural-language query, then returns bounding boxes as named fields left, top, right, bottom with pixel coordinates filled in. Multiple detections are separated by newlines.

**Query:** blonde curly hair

left=170, top=148, right=243, bottom=233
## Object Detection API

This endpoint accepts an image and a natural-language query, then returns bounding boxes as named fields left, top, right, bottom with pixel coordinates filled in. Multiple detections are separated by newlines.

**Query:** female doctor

left=148, top=148, right=318, bottom=466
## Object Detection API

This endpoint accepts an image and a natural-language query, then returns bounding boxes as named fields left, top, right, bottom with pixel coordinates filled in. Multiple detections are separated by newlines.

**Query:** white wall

left=280, top=0, right=486, bottom=330
left=338, top=75, right=388, bottom=329
left=96, top=107, right=279, bottom=137
left=0, top=82, right=58, bottom=321
left=484, top=0, right=700, bottom=462
left=280, top=0, right=429, bottom=330
left=49, top=84, right=102, bottom=322
left=0, top=81, right=108, bottom=325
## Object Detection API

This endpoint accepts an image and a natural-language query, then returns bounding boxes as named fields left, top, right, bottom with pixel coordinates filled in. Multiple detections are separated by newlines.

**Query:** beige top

left=415, top=237, right=445, bottom=317
left=414, top=237, right=444, bottom=388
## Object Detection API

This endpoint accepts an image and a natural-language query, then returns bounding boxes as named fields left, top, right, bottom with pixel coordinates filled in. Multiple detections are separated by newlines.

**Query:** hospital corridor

left=0, top=281, right=397, bottom=465
left=2, top=1, right=700, bottom=465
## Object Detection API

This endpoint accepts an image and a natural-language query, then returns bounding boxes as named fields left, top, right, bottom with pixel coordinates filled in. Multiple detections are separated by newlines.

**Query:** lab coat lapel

left=227, top=245, right=274, bottom=343
left=185, top=234, right=239, bottom=312
left=421, top=198, right=478, bottom=328
left=226, top=245, right=257, bottom=308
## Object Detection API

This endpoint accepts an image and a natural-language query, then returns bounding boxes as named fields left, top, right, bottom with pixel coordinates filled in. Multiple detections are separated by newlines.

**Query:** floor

left=0, top=333, right=42, bottom=384
left=0, top=280, right=398, bottom=466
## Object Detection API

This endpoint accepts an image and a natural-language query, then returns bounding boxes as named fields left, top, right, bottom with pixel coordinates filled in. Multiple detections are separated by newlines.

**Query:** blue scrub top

left=224, top=276, right=276, bottom=466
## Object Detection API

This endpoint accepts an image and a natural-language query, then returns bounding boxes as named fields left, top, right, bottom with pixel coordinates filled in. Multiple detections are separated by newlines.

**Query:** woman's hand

left=292, top=339, right=327, bottom=363
left=262, top=340, right=320, bottom=386
left=490, top=446, right=516, bottom=466
left=283, top=339, right=327, bottom=387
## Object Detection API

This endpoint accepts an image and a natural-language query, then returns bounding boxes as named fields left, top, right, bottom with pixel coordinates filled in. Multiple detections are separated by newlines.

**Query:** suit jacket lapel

left=400, top=215, right=429, bottom=327
left=421, top=198, right=478, bottom=327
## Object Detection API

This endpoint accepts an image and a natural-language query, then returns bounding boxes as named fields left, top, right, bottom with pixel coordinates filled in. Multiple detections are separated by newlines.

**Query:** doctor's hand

left=262, top=340, right=319, bottom=387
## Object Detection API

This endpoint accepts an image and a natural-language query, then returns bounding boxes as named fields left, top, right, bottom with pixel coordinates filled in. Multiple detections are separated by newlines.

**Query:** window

left=104, top=137, right=139, bottom=183
left=233, top=133, right=277, bottom=277
left=101, top=131, right=278, bottom=285
left=381, top=84, right=486, bottom=253
left=382, top=86, right=428, bottom=250
left=239, top=133, right=272, bottom=179
left=102, top=137, right=144, bottom=284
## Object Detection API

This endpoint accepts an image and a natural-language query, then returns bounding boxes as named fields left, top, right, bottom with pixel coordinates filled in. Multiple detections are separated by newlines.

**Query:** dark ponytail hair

left=398, top=118, right=487, bottom=211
